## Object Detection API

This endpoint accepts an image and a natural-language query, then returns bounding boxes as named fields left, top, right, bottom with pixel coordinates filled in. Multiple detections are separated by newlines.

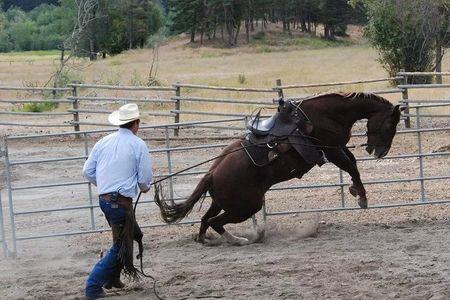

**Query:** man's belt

left=100, top=192, right=132, bottom=202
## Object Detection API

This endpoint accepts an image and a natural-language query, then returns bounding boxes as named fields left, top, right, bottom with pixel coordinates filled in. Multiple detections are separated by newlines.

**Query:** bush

left=55, top=69, right=84, bottom=87
left=253, top=31, right=266, bottom=40
left=130, top=70, right=144, bottom=86
left=238, top=73, right=247, bottom=84
left=20, top=102, right=57, bottom=112
left=364, top=0, right=440, bottom=83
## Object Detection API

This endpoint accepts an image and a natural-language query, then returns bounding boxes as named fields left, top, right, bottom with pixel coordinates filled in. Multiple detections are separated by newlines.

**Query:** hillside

left=1, top=0, right=58, bottom=11
left=0, top=25, right=448, bottom=96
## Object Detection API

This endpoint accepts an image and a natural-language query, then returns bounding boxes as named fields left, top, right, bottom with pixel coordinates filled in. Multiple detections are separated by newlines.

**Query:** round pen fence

left=0, top=118, right=246, bottom=257
left=0, top=73, right=410, bottom=135
left=0, top=86, right=73, bottom=129
left=0, top=72, right=449, bottom=258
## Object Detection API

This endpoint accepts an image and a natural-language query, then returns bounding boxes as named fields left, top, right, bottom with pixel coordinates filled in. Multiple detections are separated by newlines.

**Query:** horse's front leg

left=342, top=147, right=367, bottom=204
left=323, top=147, right=367, bottom=209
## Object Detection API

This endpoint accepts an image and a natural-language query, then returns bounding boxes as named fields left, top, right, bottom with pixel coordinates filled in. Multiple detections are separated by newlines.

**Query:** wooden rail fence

left=0, top=72, right=449, bottom=134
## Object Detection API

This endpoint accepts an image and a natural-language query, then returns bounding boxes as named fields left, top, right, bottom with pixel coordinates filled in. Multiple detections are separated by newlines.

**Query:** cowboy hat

left=108, top=103, right=140, bottom=126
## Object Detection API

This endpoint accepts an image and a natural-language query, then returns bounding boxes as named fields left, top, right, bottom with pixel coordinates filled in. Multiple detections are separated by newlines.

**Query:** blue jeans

left=85, top=198, right=126, bottom=298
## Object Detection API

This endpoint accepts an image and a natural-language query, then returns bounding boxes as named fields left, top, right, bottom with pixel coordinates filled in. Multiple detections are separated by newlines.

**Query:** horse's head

left=366, top=105, right=402, bottom=158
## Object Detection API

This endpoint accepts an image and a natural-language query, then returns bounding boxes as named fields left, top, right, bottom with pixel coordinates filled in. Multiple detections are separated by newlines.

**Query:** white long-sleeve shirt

left=83, top=128, right=153, bottom=198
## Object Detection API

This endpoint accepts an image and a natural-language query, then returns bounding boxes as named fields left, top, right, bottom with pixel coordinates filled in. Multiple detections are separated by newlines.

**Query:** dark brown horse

left=155, top=92, right=402, bottom=245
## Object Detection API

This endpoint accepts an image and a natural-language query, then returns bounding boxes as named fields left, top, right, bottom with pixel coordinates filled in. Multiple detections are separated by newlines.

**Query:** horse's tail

left=154, top=172, right=212, bottom=223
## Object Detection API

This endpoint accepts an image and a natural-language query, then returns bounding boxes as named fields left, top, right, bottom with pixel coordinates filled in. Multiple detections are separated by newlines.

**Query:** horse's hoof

left=349, top=185, right=358, bottom=197
left=358, top=197, right=368, bottom=209
left=253, top=228, right=266, bottom=243
left=232, top=236, right=249, bottom=246
left=195, top=234, right=206, bottom=244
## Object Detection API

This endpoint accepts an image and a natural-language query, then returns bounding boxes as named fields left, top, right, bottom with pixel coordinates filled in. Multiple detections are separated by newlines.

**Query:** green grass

left=0, top=50, right=60, bottom=57
left=250, top=31, right=355, bottom=51
left=19, top=102, right=58, bottom=112
left=108, top=60, right=123, bottom=66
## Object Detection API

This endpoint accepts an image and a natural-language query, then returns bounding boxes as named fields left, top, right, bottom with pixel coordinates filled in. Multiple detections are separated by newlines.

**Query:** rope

left=137, top=255, right=164, bottom=300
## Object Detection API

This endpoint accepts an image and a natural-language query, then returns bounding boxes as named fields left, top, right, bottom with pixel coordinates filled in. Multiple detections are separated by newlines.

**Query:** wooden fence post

left=275, top=79, right=284, bottom=103
left=173, top=83, right=181, bottom=136
left=399, top=69, right=411, bottom=128
left=71, top=84, right=81, bottom=133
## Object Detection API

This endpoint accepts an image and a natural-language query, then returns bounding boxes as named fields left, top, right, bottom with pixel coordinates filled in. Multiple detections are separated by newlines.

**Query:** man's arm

left=137, top=142, right=153, bottom=193
left=83, top=142, right=99, bottom=186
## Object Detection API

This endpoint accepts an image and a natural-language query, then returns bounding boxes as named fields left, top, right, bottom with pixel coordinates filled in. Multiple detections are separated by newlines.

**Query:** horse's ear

left=392, top=105, right=402, bottom=123
left=394, top=104, right=406, bottom=113
left=277, top=98, right=285, bottom=112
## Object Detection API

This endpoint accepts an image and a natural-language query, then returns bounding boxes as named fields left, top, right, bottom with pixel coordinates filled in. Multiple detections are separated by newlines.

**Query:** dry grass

left=0, top=29, right=449, bottom=126
left=1, top=34, right=448, bottom=89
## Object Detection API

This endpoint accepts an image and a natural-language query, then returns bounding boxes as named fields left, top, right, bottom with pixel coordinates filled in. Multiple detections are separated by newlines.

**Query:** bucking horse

left=154, top=92, right=403, bottom=245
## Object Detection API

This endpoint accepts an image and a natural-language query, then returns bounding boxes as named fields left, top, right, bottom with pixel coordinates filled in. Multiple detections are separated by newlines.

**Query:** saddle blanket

left=241, top=139, right=279, bottom=167
left=243, top=133, right=326, bottom=167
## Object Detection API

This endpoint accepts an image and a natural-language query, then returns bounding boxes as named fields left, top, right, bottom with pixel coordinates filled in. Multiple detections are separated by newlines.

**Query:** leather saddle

left=245, top=99, right=325, bottom=166
left=247, top=114, right=277, bottom=136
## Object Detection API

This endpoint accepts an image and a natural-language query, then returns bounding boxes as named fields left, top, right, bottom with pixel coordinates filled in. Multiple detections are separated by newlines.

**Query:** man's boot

left=104, top=278, right=125, bottom=290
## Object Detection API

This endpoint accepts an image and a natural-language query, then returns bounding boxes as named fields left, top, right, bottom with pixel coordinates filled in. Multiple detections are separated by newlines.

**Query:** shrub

left=238, top=73, right=247, bottom=84
left=364, top=0, right=444, bottom=83
left=20, top=102, right=57, bottom=112
left=252, top=31, right=266, bottom=40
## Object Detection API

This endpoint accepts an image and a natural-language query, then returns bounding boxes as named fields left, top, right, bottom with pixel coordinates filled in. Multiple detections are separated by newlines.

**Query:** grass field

left=0, top=26, right=448, bottom=119
left=0, top=25, right=448, bottom=89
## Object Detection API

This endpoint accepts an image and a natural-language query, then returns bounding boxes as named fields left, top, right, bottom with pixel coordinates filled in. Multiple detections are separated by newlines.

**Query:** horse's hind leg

left=207, top=204, right=262, bottom=246
left=196, top=200, right=221, bottom=243
left=206, top=212, right=249, bottom=245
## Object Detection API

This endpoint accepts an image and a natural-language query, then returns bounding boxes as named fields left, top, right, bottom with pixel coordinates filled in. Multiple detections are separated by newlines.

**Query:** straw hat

left=108, top=103, right=140, bottom=126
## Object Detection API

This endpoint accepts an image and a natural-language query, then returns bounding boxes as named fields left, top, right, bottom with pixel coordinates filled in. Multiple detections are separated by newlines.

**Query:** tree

left=168, top=0, right=357, bottom=46
left=318, top=0, right=353, bottom=39
left=2, top=0, right=58, bottom=11
left=361, top=0, right=450, bottom=82
left=0, top=9, right=13, bottom=51
left=96, top=0, right=163, bottom=55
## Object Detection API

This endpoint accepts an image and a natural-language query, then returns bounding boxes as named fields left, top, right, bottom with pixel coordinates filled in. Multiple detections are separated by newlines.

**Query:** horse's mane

left=298, top=92, right=392, bottom=106
left=342, top=92, right=392, bottom=106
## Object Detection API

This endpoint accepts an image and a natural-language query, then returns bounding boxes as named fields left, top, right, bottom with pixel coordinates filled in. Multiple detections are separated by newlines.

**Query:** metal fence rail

left=0, top=141, right=8, bottom=257
left=0, top=86, right=73, bottom=130
left=1, top=100, right=449, bottom=257
left=1, top=118, right=246, bottom=256
left=0, top=72, right=449, bottom=257
left=0, top=75, right=405, bottom=133
left=0, top=191, right=7, bottom=258
left=1, top=72, right=449, bottom=132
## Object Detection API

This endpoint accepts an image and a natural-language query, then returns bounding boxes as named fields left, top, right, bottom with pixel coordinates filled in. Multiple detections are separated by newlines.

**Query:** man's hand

left=138, top=182, right=151, bottom=193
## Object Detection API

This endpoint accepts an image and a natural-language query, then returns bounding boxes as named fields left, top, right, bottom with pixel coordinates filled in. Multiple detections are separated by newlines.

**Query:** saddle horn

left=277, top=97, right=285, bottom=112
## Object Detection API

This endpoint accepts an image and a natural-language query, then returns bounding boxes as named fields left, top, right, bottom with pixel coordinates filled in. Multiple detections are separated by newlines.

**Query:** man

left=83, top=103, right=153, bottom=299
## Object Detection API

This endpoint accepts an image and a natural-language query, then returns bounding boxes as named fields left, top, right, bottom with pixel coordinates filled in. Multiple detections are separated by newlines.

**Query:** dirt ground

left=0, top=118, right=449, bottom=300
